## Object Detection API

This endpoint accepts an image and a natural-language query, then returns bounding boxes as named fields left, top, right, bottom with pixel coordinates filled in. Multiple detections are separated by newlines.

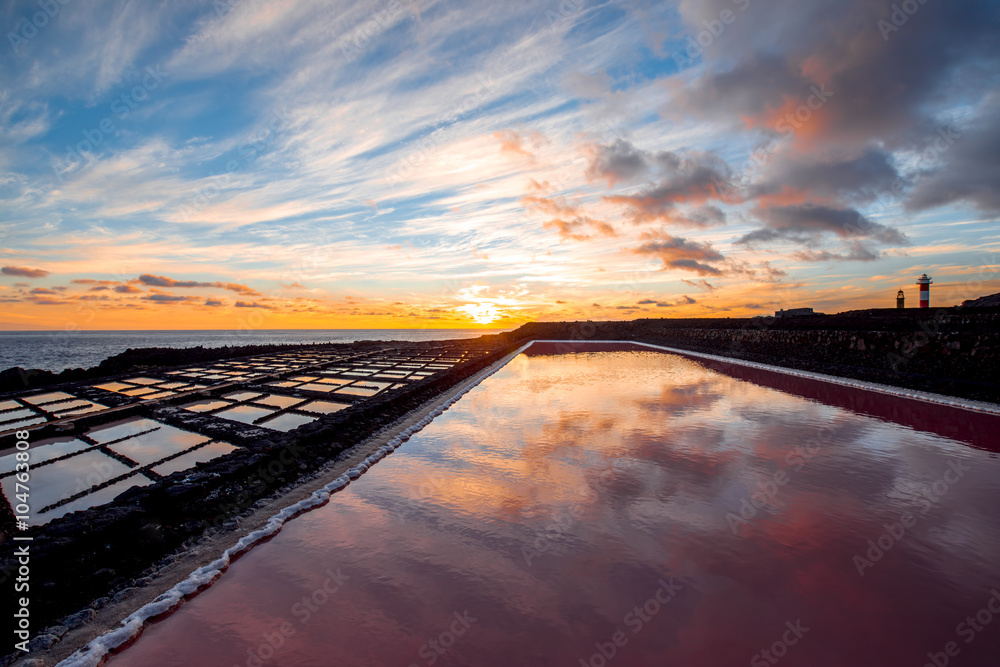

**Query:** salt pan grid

left=1, top=342, right=487, bottom=523
left=0, top=391, right=107, bottom=435
left=0, top=416, right=235, bottom=526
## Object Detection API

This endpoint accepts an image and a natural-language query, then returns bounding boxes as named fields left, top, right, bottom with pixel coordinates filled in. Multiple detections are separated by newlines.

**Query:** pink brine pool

left=105, top=345, right=1000, bottom=666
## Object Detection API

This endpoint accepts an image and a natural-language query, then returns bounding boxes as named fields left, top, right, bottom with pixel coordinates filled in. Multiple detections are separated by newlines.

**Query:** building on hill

left=775, top=307, right=816, bottom=318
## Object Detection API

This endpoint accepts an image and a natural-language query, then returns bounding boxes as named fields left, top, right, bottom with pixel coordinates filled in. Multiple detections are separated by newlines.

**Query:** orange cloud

left=2, top=266, right=49, bottom=278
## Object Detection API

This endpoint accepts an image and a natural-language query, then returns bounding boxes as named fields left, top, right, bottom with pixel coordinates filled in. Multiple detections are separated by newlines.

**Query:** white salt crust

left=57, top=343, right=532, bottom=667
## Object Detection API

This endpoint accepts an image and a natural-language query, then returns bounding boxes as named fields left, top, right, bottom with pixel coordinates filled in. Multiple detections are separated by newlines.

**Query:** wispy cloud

left=1, top=0, right=998, bottom=328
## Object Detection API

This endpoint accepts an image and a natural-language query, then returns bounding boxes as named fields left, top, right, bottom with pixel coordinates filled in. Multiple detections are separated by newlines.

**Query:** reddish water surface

left=107, top=348, right=1000, bottom=666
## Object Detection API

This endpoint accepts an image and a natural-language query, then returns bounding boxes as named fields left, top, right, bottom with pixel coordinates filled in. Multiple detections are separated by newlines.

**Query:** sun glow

left=458, top=302, right=501, bottom=324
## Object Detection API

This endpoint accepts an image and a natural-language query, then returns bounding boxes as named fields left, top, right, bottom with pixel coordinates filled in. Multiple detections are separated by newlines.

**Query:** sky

left=1, top=0, right=998, bottom=330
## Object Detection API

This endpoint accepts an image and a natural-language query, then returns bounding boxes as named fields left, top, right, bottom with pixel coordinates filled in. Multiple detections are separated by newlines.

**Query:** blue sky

left=1, top=0, right=998, bottom=329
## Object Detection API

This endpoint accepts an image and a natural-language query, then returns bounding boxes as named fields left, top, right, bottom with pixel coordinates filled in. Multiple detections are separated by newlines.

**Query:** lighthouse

left=916, top=274, right=932, bottom=308
left=896, top=290, right=905, bottom=309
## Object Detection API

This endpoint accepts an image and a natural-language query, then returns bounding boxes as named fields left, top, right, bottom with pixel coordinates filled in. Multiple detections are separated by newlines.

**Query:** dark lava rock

left=26, top=634, right=59, bottom=652
left=63, top=608, right=96, bottom=630
left=111, top=587, right=137, bottom=604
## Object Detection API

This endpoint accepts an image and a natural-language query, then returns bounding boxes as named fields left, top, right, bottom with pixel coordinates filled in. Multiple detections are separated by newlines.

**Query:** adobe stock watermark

left=922, top=589, right=1000, bottom=667
left=407, top=610, right=477, bottom=667
left=578, top=577, right=684, bottom=667
left=726, top=424, right=835, bottom=535
left=531, top=0, right=586, bottom=36
left=383, top=76, right=499, bottom=191
left=747, top=83, right=833, bottom=170
left=395, top=472, right=449, bottom=523
left=7, top=0, right=71, bottom=54
left=671, top=0, right=752, bottom=70
left=750, top=619, right=810, bottom=666
left=235, top=567, right=349, bottom=667
left=869, top=124, right=960, bottom=216
left=51, top=65, right=168, bottom=183
left=877, top=0, right=932, bottom=42
left=521, top=467, right=627, bottom=565
left=852, top=459, right=971, bottom=577
left=214, top=0, right=256, bottom=20
left=177, top=107, right=292, bottom=221
left=338, top=0, right=404, bottom=62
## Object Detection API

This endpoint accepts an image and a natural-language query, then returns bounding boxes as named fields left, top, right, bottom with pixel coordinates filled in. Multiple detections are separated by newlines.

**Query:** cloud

left=137, top=274, right=261, bottom=296
left=637, top=294, right=698, bottom=308
left=586, top=139, right=650, bottom=186
left=522, top=195, right=616, bottom=241
left=29, top=287, right=58, bottom=295
left=2, top=266, right=50, bottom=278
left=748, top=149, right=902, bottom=205
left=543, top=217, right=617, bottom=242
left=669, top=205, right=727, bottom=228
left=738, top=204, right=907, bottom=246
left=671, top=0, right=999, bottom=149
left=143, top=294, right=196, bottom=303
left=521, top=195, right=580, bottom=218
left=72, top=279, right=120, bottom=285
left=668, top=53, right=813, bottom=129
left=115, top=284, right=144, bottom=294
left=668, top=0, right=1000, bottom=226
left=204, top=299, right=224, bottom=307
left=633, top=232, right=725, bottom=276
left=494, top=129, right=537, bottom=158
left=791, top=243, right=882, bottom=262
left=602, top=144, right=735, bottom=223
left=637, top=295, right=696, bottom=307
left=904, top=99, right=1000, bottom=213
left=235, top=301, right=275, bottom=309
left=681, top=278, right=716, bottom=291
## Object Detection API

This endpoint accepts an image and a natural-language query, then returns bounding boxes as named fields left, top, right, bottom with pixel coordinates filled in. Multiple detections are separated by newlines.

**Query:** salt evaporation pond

left=101, top=345, right=1000, bottom=666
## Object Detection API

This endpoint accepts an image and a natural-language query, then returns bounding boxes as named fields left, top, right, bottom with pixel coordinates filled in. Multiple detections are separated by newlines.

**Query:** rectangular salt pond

left=106, top=426, right=208, bottom=466
left=214, top=405, right=275, bottom=425
left=105, top=346, right=1000, bottom=666
left=21, top=391, right=74, bottom=405
left=150, top=442, right=238, bottom=477
left=1, top=449, right=138, bottom=524
left=178, top=399, right=232, bottom=413
left=254, top=394, right=307, bottom=409
left=0, top=436, right=90, bottom=474
left=332, top=385, right=380, bottom=397
left=258, top=412, right=317, bottom=432
left=0, top=408, right=37, bottom=424
left=0, top=417, right=240, bottom=524
left=299, top=400, right=349, bottom=414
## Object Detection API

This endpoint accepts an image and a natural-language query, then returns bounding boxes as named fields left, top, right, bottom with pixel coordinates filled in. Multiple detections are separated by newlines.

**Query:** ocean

left=0, top=329, right=510, bottom=373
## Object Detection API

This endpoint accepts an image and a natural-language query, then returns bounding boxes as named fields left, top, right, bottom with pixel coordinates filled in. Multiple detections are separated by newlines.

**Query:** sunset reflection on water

left=108, top=348, right=1000, bottom=667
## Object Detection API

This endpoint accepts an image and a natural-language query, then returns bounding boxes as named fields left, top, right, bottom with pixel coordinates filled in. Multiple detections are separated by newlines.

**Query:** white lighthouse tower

left=916, top=273, right=932, bottom=309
